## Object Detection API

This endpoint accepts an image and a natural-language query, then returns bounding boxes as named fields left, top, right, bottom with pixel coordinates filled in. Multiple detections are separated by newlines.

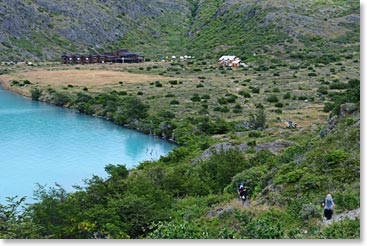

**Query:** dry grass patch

left=0, top=69, right=174, bottom=88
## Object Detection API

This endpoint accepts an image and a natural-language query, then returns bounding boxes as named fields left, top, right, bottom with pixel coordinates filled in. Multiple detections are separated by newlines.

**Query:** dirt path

left=323, top=208, right=360, bottom=226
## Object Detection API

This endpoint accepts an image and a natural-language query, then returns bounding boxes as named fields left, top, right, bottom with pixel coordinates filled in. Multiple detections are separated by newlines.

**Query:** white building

left=218, top=55, right=246, bottom=67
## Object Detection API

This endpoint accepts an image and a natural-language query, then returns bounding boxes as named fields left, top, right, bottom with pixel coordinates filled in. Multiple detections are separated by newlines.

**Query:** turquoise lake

left=0, top=86, right=175, bottom=203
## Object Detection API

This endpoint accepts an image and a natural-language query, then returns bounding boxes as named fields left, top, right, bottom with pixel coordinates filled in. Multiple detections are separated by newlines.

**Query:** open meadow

left=1, top=55, right=358, bottom=144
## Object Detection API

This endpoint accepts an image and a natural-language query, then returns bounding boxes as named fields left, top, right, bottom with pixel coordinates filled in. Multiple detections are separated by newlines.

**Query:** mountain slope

left=0, top=0, right=359, bottom=61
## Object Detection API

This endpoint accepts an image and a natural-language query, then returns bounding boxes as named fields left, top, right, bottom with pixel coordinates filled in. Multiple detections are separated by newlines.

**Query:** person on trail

left=237, top=183, right=245, bottom=195
left=322, top=194, right=335, bottom=220
left=237, top=183, right=248, bottom=203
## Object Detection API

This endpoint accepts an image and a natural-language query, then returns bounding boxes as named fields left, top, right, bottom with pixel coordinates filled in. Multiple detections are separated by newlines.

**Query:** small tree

left=248, top=109, right=266, bottom=130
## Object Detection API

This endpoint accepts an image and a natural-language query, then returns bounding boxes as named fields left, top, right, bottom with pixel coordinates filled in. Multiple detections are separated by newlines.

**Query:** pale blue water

left=0, top=86, right=174, bottom=203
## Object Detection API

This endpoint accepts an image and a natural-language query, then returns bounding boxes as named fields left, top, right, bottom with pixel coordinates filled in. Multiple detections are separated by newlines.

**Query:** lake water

left=0, top=86, right=175, bottom=203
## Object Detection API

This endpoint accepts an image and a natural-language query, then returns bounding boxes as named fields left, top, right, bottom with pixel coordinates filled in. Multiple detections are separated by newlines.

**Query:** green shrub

left=334, top=191, right=360, bottom=211
left=274, top=109, right=282, bottom=114
left=244, top=210, right=285, bottom=239
left=191, top=94, right=201, bottom=102
left=232, top=104, right=242, bottom=113
left=323, top=102, right=334, bottom=112
left=76, top=102, right=94, bottom=114
left=52, top=92, right=70, bottom=106
left=225, top=94, right=238, bottom=103
left=267, top=95, right=279, bottom=103
left=219, top=106, right=230, bottom=112
left=239, top=90, right=251, bottom=98
left=165, top=93, right=175, bottom=97
left=299, top=203, right=321, bottom=220
left=248, top=131, right=261, bottom=138
left=218, top=97, right=228, bottom=105
left=170, top=100, right=180, bottom=105
left=248, top=109, right=266, bottom=130
left=317, top=86, right=328, bottom=95
left=329, top=82, right=348, bottom=90
left=201, top=94, right=210, bottom=99
left=247, top=140, right=256, bottom=146
left=30, top=87, right=42, bottom=100
left=10, top=80, right=20, bottom=86
left=320, top=219, right=360, bottom=239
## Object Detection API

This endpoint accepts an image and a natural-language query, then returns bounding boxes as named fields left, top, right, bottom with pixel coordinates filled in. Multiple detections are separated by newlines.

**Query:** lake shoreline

left=0, top=78, right=178, bottom=145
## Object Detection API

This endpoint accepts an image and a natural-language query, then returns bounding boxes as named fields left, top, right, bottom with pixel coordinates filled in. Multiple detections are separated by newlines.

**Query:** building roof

left=219, top=55, right=237, bottom=61
left=120, top=51, right=140, bottom=56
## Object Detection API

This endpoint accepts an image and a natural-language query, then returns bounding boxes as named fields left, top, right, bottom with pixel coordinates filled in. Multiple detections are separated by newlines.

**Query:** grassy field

left=0, top=55, right=359, bottom=143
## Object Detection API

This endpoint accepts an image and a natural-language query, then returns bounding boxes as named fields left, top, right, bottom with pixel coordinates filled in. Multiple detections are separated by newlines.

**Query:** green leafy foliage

left=196, top=149, right=249, bottom=193
left=30, top=87, right=42, bottom=100
left=319, top=219, right=360, bottom=239
left=0, top=197, right=43, bottom=239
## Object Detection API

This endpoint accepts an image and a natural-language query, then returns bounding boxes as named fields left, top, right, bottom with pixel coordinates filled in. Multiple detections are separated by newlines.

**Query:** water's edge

left=0, top=78, right=177, bottom=145
left=0, top=79, right=175, bottom=202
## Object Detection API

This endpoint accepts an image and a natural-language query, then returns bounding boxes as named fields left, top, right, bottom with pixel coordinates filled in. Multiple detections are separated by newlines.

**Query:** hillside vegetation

left=0, top=0, right=359, bottom=62
left=0, top=0, right=360, bottom=240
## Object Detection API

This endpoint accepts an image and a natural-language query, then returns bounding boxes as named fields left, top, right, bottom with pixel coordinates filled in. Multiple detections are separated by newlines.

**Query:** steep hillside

left=0, top=0, right=359, bottom=61
left=0, top=0, right=190, bottom=61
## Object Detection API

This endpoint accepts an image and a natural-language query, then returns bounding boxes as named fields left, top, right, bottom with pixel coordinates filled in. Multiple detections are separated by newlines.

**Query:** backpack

left=325, top=196, right=333, bottom=210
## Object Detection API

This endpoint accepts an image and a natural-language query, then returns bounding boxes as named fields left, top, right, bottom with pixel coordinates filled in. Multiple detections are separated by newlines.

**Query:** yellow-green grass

left=0, top=57, right=358, bottom=143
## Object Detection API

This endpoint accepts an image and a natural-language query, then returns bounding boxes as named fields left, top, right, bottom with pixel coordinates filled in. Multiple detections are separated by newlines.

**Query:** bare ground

left=0, top=69, right=174, bottom=88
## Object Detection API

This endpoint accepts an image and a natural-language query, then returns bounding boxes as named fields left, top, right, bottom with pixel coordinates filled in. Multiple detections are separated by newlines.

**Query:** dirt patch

left=0, top=69, right=173, bottom=88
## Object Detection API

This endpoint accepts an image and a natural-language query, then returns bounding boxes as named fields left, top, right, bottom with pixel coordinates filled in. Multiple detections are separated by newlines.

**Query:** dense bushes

left=323, top=78, right=360, bottom=115
left=196, top=149, right=249, bottom=193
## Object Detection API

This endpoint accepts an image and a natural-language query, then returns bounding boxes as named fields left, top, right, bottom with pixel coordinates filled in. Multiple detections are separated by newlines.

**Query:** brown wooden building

left=61, top=49, right=144, bottom=64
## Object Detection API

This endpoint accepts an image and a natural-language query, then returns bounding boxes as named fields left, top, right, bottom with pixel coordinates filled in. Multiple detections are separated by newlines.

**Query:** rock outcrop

left=192, top=139, right=295, bottom=165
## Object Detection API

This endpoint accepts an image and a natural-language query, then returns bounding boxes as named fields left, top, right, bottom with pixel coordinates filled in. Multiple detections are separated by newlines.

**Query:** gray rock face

left=206, top=204, right=236, bottom=218
left=192, top=139, right=295, bottom=165
left=0, top=0, right=190, bottom=61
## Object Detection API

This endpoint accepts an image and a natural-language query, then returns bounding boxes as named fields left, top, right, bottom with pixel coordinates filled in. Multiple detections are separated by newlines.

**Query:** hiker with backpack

left=237, top=182, right=248, bottom=204
left=322, top=194, right=335, bottom=220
